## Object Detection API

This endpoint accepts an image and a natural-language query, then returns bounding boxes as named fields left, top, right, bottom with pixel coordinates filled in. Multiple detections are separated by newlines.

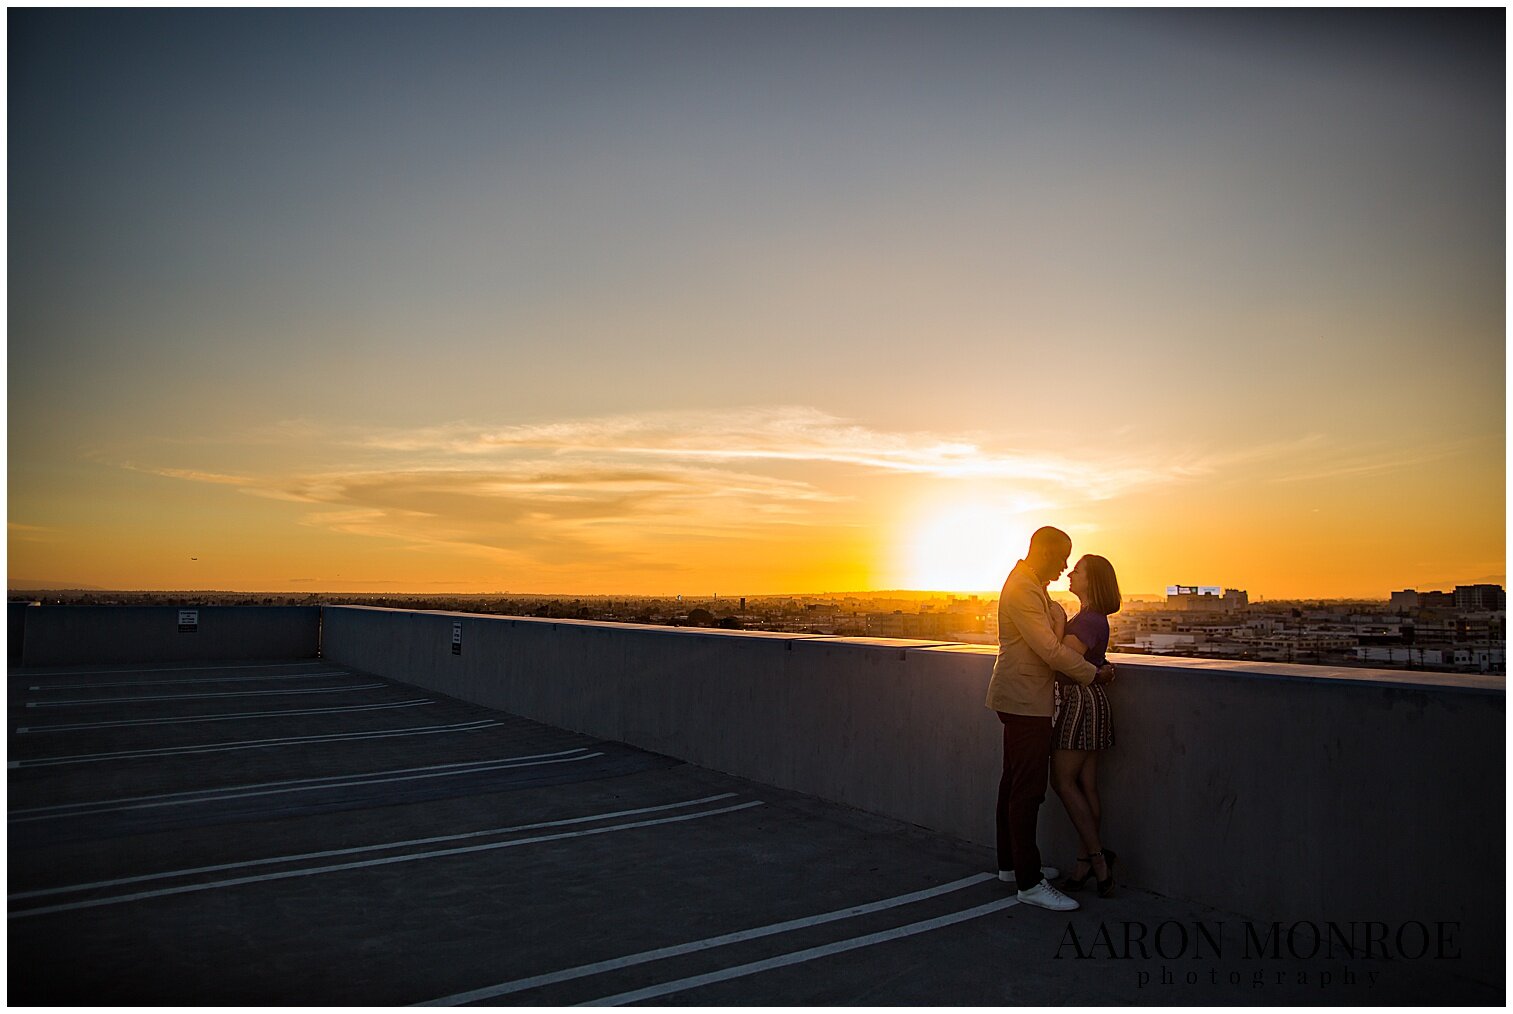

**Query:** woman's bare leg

left=1051, top=749, right=1102, bottom=874
left=1079, top=753, right=1110, bottom=880
left=1080, top=752, right=1101, bottom=825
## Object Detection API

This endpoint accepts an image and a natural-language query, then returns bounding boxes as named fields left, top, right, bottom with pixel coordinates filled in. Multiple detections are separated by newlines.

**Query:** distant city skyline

left=9, top=10, right=1504, bottom=599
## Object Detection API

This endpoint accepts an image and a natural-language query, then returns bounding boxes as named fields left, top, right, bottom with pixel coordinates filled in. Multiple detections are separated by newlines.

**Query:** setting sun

left=902, top=506, right=1031, bottom=593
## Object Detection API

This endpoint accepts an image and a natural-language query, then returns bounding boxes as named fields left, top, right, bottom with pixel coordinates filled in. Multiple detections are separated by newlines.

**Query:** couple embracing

left=987, top=526, right=1122, bottom=913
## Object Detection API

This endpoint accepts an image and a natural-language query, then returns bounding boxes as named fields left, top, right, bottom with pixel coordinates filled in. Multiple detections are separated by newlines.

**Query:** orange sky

left=8, top=12, right=1505, bottom=599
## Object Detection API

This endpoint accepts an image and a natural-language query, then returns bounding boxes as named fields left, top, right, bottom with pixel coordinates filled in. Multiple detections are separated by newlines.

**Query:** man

left=988, top=526, right=1116, bottom=912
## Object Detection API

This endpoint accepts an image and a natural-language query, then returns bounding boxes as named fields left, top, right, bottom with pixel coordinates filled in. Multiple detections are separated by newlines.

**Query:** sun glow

left=903, top=505, right=1030, bottom=592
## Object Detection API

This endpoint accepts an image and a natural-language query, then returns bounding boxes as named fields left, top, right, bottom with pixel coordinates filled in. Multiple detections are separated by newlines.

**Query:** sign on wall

left=452, top=620, right=462, bottom=655
left=178, top=609, right=199, bottom=634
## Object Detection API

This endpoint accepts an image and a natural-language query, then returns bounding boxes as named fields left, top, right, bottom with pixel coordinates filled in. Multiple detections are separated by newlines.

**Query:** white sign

left=451, top=621, right=462, bottom=655
left=179, top=610, right=199, bottom=626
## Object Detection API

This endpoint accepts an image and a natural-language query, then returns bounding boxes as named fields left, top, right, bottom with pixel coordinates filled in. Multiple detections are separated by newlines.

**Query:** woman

left=1051, top=554, right=1121, bottom=897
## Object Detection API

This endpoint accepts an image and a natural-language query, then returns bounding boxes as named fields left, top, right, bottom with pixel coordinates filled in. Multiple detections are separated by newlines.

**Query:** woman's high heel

left=1060, top=855, right=1093, bottom=891
left=1090, top=848, right=1117, bottom=897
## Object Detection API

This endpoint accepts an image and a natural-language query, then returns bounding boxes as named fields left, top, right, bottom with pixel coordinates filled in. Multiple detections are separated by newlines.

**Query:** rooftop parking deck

left=6, top=607, right=1505, bottom=1003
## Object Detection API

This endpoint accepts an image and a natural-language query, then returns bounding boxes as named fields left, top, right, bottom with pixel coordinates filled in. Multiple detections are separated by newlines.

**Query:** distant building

left=1454, top=584, right=1505, bottom=612
left=1452, top=645, right=1505, bottom=673
left=1130, top=632, right=1200, bottom=653
left=1355, top=646, right=1448, bottom=667
left=867, top=611, right=950, bottom=639
left=1393, top=587, right=1495, bottom=612
left=1166, top=585, right=1247, bottom=612
left=1419, top=590, right=1455, bottom=610
left=1166, top=585, right=1222, bottom=611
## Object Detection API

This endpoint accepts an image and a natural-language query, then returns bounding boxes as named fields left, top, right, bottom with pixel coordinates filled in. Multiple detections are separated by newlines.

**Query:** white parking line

left=15, top=699, right=435, bottom=734
left=579, top=897, right=1020, bottom=1006
left=416, top=873, right=997, bottom=1006
left=9, top=719, right=505, bottom=769
left=26, top=684, right=388, bottom=707
left=9, top=749, right=600, bottom=821
left=9, top=799, right=764, bottom=919
left=29, top=670, right=351, bottom=690
left=11, top=793, right=741, bottom=901
left=14, top=661, right=329, bottom=677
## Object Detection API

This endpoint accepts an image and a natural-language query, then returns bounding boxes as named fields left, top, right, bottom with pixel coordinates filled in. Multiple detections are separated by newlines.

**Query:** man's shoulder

left=1003, top=564, right=1043, bottom=596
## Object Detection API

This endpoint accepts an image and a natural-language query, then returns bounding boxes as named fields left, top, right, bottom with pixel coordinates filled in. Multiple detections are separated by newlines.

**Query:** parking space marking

left=416, top=873, right=997, bottom=1006
left=14, top=662, right=329, bottom=678
left=9, top=749, right=600, bottom=822
left=12, top=793, right=741, bottom=902
left=15, top=699, right=435, bottom=734
left=26, top=683, right=388, bottom=707
left=578, top=897, right=1020, bottom=1006
left=10, top=799, right=764, bottom=919
left=28, top=670, right=351, bottom=691
left=9, top=719, right=505, bottom=769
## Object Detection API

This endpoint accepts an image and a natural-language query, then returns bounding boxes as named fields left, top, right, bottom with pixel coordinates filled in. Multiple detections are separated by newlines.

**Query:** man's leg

left=995, top=715, right=1016, bottom=873
left=999, top=711, right=1054, bottom=888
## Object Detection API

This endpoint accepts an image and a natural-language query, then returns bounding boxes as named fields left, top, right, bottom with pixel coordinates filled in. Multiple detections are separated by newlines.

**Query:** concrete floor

left=8, top=659, right=1499, bottom=1005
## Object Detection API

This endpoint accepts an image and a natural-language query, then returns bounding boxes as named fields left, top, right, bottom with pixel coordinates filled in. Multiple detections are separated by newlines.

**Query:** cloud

left=1265, top=439, right=1481, bottom=484
left=358, top=406, right=1195, bottom=498
left=129, top=465, right=257, bottom=486
left=8, top=522, right=61, bottom=543
left=267, top=462, right=846, bottom=568
left=124, top=405, right=1223, bottom=570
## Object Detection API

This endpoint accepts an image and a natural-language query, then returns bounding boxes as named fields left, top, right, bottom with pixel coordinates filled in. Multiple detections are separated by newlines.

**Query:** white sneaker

left=998, top=866, right=1059, bottom=884
left=1016, top=878, right=1080, bottom=911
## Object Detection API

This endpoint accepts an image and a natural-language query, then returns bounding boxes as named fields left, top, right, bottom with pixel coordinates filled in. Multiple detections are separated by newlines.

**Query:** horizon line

left=13, top=585, right=1488, bottom=604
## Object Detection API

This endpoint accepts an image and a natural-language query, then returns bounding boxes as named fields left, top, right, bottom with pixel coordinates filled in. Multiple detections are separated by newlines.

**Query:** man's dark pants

left=996, top=711, right=1054, bottom=888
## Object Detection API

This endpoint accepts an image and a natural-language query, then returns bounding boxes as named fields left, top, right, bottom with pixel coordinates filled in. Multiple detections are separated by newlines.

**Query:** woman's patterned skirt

left=1052, top=681, right=1114, bottom=751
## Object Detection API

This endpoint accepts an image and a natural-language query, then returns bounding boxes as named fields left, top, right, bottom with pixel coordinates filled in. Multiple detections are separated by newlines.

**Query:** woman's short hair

left=1080, top=554, right=1122, bottom=615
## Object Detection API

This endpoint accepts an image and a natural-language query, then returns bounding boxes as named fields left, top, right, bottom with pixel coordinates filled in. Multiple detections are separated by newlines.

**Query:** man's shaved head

left=1026, top=526, right=1074, bottom=583
left=1028, top=527, right=1072, bottom=556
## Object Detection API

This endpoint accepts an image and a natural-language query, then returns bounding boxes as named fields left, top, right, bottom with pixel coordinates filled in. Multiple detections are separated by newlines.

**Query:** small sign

left=178, top=609, right=199, bottom=634
left=451, top=621, right=462, bottom=655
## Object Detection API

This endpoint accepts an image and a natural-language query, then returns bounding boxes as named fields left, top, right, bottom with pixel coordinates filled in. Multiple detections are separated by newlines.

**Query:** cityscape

left=13, top=579, right=1504, bottom=675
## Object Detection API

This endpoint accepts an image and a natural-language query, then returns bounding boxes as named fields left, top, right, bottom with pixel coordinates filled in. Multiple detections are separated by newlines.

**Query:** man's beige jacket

left=986, top=559, right=1098, bottom=717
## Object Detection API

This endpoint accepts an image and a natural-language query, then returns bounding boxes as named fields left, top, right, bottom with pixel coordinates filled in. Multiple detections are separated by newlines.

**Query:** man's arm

left=1003, top=580, right=1097, bottom=684
left=1052, top=634, right=1089, bottom=684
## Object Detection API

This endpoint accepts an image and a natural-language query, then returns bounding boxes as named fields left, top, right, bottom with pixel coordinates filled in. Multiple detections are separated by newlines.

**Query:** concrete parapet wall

left=9, top=602, right=31, bottom=664
left=17, top=606, right=321, bottom=666
left=322, top=606, right=1504, bottom=984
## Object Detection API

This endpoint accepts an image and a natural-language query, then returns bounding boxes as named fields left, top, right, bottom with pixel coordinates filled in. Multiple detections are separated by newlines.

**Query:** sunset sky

left=8, top=10, right=1505, bottom=598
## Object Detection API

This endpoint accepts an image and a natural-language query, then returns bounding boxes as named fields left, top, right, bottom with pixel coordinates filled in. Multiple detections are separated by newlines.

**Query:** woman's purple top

left=1066, top=610, right=1110, bottom=667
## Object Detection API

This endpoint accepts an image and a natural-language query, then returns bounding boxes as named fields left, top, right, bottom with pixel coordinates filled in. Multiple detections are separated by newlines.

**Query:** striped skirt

left=1052, top=681, right=1114, bottom=751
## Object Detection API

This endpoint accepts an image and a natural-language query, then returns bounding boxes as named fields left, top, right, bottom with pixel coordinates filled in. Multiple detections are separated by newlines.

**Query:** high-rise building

left=1166, top=584, right=1222, bottom=610
left=1454, top=584, right=1505, bottom=612
left=1166, top=585, right=1247, bottom=612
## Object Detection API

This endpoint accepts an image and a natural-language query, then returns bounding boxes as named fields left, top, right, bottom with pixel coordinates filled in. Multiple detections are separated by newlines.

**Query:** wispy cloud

left=122, top=405, right=1275, bottom=569
left=358, top=407, right=1197, bottom=498
left=8, top=522, right=62, bottom=543
left=1266, top=438, right=1483, bottom=484
left=128, top=465, right=257, bottom=486
left=267, top=462, right=846, bottom=567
